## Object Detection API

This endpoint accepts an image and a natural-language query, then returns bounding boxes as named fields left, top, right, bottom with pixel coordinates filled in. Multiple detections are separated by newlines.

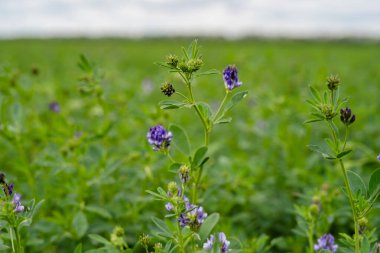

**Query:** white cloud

left=0, top=0, right=379, bottom=37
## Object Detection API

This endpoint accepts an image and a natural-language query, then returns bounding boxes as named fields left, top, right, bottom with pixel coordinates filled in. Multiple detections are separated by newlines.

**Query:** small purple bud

left=12, top=193, right=25, bottom=213
left=223, top=65, right=242, bottom=91
left=314, top=234, right=338, bottom=252
left=49, top=101, right=60, bottom=113
left=340, top=107, right=355, bottom=126
left=203, top=234, right=215, bottom=250
left=165, top=202, right=173, bottom=211
left=147, top=125, right=172, bottom=151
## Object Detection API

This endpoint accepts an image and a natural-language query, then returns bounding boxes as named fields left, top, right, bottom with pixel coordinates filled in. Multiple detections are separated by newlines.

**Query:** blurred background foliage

left=0, top=38, right=379, bottom=252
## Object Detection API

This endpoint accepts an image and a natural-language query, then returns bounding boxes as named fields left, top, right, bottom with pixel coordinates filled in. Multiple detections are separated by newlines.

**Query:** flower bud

left=160, top=82, right=175, bottom=97
left=154, top=243, right=163, bottom=253
left=340, top=107, right=356, bottom=126
left=358, top=217, right=368, bottom=234
left=309, top=204, right=320, bottom=217
left=166, top=54, right=179, bottom=68
left=179, top=165, right=190, bottom=184
left=168, top=182, right=179, bottom=196
left=326, top=74, right=340, bottom=91
left=187, top=58, right=203, bottom=72
left=321, top=104, right=336, bottom=120
left=110, top=226, right=128, bottom=250
left=178, top=61, right=189, bottom=73
left=139, top=233, right=151, bottom=249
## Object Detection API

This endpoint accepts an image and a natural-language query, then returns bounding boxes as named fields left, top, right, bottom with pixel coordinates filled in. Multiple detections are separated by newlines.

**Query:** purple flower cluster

left=147, top=125, right=172, bottom=151
left=3, top=182, right=13, bottom=196
left=340, top=107, right=355, bottom=126
left=49, top=101, right=60, bottom=113
left=314, top=234, right=338, bottom=252
left=223, top=65, right=242, bottom=91
left=176, top=197, right=207, bottom=231
left=12, top=193, right=25, bottom=213
left=203, top=232, right=230, bottom=253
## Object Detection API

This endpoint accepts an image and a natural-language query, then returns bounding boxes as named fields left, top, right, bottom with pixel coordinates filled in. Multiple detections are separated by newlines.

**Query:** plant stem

left=176, top=221, right=186, bottom=253
left=307, top=218, right=315, bottom=253
left=339, top=159, right=360, bottom=253
left=212, top=91, right=230, bottom=122
left=185, top=79, right=210, bottom=146
left=327, top=120, right=339, bottom=152
left=343, top=126, right=348, bottom=151
left=13, top=227, right=22, bottom=253
left=9, top=226, right=15, bottom=253
left=176, top=91, right=189, bottom=101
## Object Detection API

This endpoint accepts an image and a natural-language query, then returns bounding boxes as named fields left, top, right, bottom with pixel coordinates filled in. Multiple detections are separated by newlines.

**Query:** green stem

left=339, top=159, right=360, bottom=253
left=343, top=126, right=348, bottom=151
left=307, top=218, right=315, bottom=253
left=212, top=91, right=230, bottom=122
left=9, top=226, right=15, bottom=253
left=166, top=152, right=175, bottom=163
left=14, top=227, right=22, bottom=253
left=176, top=221, right=186, bottom=253
left=327, top=120, right=339, bottom=152
left=176, top=91, right=189, bottom=101
left=186, top=79, right=210, bottom=146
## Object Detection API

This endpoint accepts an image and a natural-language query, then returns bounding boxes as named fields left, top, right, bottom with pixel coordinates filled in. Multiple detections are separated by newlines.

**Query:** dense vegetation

left=0, top=38, right=380, bottom=252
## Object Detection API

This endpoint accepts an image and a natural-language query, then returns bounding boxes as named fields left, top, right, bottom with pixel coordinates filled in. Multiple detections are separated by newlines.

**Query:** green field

left=0, top=38, right=380, bottom=252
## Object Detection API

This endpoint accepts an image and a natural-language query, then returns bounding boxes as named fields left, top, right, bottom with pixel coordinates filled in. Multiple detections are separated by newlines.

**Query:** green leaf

left=303, top=118, right=323, bottom=124
left=72, top=211, right=88, bottom=239
left=85, top=205, right=112, bottom=219
left=307, top=145, right=335, bottom=159
left=192, top=146, right=208, bottom=168
left=214, top=117, right=232, bottom=124
left=361, top=236, right=370, bottom=253
left=169, top=124, right=191, bottom=155
left=324, top=138, right=336, bottom=152
left=88, top=234, right=111, bottom=245
left=197, top=102, right=212, bottom=123
left=337, top=149, right=352, bottom=158
left=223, top=91, right=248, bottom=114
left=309, top=86, right=322, bottom=102
left=198, top=213, right=220, bottom=241
left=159, top=100, right=188, bottom=110
left=78, top=54, right=93, bottom=73
left=194, top=69, right=220, bottom=77
left=152, top=217, right=172, bottom=238
left=305, top=98, right=319, bottom=107
left=368, top=168, right=380, bottom=197
left=347, top=170, right=367, bottom=196
left=74, top=243, right=83, bottom=253
left=85, top=246, right=119, bottom=253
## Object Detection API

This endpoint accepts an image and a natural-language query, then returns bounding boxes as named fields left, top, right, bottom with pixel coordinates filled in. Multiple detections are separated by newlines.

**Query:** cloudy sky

left=1, top=0, right=380, bottom=38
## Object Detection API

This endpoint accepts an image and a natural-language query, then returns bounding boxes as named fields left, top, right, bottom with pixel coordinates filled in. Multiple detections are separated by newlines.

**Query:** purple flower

left=203, top=234, right=215, bottom=250
left=340, top=107, right=355, bottom=126
left=5, top=182, right=13, bottom=196
left=183, top=196, right=195, bottom=211
left=223, top=65, right=242, bottom=91
left=190, top=206, right=207, bottom=224
left=165, top=202, right=173, bottom=211
left=49, top=101, right=60, bottom=113
left=12, top=193, right=25, bottom=213
left=377, top=154, right=380, bottom=161
left=219, top=232, right=230, bottom=253
left=177, top=198, right=207, bottom=231
left=178, top=213, right=190, bottom=227
left=147, top=125, right=172, bottom=151
left=314, top=234, right=338, bottom=252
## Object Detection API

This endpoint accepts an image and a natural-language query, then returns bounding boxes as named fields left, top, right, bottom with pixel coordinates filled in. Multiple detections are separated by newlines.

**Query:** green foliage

left=0, top=38, right=380, bottom=252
